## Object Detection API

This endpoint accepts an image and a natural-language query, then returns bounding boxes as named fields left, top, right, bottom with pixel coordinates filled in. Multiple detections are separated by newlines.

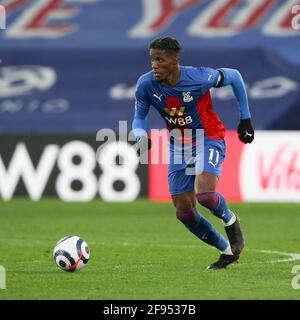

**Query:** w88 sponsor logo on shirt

left=163, top=96, right=193, bottom=127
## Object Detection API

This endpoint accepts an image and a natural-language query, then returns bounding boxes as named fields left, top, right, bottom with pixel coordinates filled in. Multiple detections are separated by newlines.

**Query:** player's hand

left=237, top=118, right=254, bottom=144
left=136, top=136, right=152, bottom=156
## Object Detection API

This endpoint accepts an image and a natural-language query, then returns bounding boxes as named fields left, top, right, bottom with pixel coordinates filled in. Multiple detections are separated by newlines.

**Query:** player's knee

left=196, top=192, right=219, bottom=210
left=176, top=208, right=198, bottom=226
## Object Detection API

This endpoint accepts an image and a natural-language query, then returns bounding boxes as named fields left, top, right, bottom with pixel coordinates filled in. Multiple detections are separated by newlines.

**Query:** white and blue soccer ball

left=53, top=235, right=90, bottom=272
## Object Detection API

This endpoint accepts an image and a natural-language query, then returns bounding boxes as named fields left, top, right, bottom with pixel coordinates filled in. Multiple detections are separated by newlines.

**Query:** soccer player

left=132, top=37, right=254, bottom=269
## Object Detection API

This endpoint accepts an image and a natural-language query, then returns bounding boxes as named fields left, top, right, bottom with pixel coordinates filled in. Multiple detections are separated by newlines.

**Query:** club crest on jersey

left=183, top=92, right=193, bottom=102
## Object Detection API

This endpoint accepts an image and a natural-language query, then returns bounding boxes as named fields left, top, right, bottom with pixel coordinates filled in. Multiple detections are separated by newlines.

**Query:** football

left=53, top=235, right=90, bottom=272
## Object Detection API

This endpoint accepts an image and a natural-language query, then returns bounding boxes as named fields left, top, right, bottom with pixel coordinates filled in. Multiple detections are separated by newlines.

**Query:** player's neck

left=163, top=66, right=180, bottom=87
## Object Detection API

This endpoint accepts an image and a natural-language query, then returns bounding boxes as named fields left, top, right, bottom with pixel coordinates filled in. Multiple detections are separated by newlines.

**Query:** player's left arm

left=215, top=68, right=254, bottom=144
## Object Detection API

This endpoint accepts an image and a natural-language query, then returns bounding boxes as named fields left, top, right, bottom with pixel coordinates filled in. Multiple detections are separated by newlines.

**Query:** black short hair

left=149, top=37, right=182, bottom=54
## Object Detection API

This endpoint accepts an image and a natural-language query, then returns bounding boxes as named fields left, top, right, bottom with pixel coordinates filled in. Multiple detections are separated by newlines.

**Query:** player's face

left=150, top=49, right=179, bottom=81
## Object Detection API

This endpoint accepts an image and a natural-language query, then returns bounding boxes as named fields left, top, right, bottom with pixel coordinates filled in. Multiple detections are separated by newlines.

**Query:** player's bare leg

left=195, top=172, right=245, bottom=269
left=171, top=191, right=231, bottom=256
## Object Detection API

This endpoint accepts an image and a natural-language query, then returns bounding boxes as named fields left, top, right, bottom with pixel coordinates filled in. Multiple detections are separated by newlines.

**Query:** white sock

left=221, top=243, right=233, bottom=255
left=222, top=212, right=237, bottom=227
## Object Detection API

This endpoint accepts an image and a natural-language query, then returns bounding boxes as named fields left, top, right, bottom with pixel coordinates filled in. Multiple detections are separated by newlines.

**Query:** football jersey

left=134, top=66, right=225, bottom=140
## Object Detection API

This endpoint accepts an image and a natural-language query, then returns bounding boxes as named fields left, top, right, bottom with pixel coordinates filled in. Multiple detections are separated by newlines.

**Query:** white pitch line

left=120, top=242, right=300, bottom=265
left=248, top=249, right=300, bottom=265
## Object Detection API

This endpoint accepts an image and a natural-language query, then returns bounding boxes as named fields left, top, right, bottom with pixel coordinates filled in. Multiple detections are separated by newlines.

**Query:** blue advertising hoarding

left=0, top=0, right=299, bottom=133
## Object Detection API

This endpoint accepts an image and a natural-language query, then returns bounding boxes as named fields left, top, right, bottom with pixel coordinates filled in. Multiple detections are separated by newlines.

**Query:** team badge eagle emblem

left=183, top=92, right=193, bottom=102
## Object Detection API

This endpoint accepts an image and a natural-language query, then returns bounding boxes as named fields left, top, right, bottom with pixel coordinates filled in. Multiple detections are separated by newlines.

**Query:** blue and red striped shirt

left=134, top=66, right=225, bottom=140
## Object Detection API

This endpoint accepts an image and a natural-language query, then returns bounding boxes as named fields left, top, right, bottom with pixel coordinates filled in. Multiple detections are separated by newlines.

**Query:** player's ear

left=172, top=53, right=179, bottom=65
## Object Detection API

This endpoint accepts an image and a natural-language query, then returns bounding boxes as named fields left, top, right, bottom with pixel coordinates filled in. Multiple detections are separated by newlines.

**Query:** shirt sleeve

left=217, top=68, right=251, bottom=119
left=198, top=67, right=223, bottom=92
left=132, top=78, right=150, bottom=139
left=134, top=78, right=150, bottom=119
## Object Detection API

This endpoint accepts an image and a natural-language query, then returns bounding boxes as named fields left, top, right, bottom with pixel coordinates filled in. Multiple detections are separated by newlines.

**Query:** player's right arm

left=132, top=77, right=152, bottom=154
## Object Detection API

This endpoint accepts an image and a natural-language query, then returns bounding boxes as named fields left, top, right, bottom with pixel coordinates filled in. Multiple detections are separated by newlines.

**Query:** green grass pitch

left=0, top=199, right=299, bottom=300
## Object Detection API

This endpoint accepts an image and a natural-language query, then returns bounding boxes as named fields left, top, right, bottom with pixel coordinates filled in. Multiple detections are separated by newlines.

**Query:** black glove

left=237, top=118, right=254, bottom=144
left=136, top=136, right=152, bottom=156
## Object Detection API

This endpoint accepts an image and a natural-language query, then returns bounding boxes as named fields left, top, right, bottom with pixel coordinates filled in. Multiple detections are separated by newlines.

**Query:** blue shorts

left=168, top=138, right=226, bottom=196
